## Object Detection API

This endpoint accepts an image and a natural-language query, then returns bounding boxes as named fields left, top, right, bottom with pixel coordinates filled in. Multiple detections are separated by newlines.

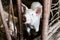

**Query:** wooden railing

left=0, top=0, right=60, bottom=40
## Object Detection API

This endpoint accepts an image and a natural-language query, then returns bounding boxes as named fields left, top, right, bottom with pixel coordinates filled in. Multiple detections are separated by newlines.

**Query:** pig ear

left=35, top=8, right=42, bottom=15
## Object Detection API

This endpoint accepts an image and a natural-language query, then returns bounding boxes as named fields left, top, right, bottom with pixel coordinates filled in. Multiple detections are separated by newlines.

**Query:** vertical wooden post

left=9, top=0, right=17, bottom=40
left=0, top=0, right=12, bottom=40
left=59, top=0, right=60, bottom=6
left=41, top=0, right=51, bottom=40
left=17, top=0, right=23, bottom=40
left=58, top=0, right=60, bottom=21
left=59, top=0, right=60, bottom=15
left=59, top=0, right=60, bottom=19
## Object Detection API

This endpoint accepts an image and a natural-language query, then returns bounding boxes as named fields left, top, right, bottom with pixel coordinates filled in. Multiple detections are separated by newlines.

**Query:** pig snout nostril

left=22, top=16, right=26, bottom=22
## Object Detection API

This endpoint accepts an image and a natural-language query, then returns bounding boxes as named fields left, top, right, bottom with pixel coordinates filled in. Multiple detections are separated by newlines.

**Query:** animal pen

left=0, top=0, right=60, bottom=40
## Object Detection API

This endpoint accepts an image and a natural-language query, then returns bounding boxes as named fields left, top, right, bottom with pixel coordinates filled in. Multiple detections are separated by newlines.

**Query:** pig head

left=23, top=2, right=42, bottom=35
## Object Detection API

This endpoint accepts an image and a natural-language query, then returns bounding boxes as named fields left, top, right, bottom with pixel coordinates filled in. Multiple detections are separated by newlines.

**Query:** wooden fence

left=0, top=0, right=60, bottom=40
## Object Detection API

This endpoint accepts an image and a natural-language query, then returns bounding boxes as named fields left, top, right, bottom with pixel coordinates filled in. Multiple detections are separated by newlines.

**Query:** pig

left=0, top=19, right=17, bottom=38
left=0, top=0, right=28, bottom=38
left=23, top=2, right=42, bottom=36
left=0, top=0, right=17, bottom=38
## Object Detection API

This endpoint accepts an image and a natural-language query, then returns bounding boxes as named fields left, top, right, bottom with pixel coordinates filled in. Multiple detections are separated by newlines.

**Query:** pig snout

left=23, top=15, right=31, bottom=24
left=22, top=16, right=26, bottom=23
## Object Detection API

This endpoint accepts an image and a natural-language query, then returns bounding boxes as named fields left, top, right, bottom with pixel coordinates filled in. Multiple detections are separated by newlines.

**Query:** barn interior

left=0, top=0, right=59, bottom=40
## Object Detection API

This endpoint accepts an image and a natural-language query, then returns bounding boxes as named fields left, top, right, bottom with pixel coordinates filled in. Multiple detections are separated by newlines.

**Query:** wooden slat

left=0, top=0, right=12, bottom=40
left=48, top=21, right=60, bottom=39
left=41, top=0, right=51, bottom=40
left=17, top=0, right=23, bottom=40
